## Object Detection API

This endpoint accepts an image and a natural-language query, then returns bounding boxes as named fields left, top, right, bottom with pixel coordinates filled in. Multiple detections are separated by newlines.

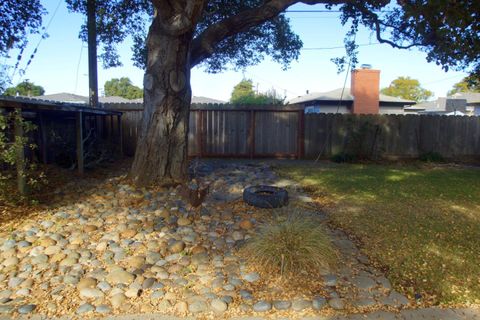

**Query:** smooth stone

left=243, top=272, right=260, bottom=283
left=353, top=298, right=377, bottom=307
left=96, top=305, right=111, bottom=314
left=168, top=240, right=186, bottom=254
left=76, top=303, right=94, bottom=314
left=253, top=301, right=271, bottom=312
left=106, top=269, right=134, bottom=285
left=110, top=293, right=126, bottom=309
left=8, top=277, right=23, bottom=288
left=188, top=300, right=208, bottom=313
left=97, top=281, right=111, bottom=292
left=239, top=220, right=253, bottom=230
left=142, top=278, right=155, bottom=289
left=292, top=299, right=311, bottom=311
left=232, top=231, right=244, bottom=241
left=80, top=288, right=104, bottom=299
left=150, top=290, right=165, bottom=300
left=18, top=304, right=36, bottom=314
left=0, top=305, right=14, bottom=314
left=324, top=274, right=337, bottom=286
left=177, top=217, right=192, bottom=226
left=312, top=296, right=327, bottom=310
left=354, top=276, right=377, bottom=290
left=125, top=287, right=141, bottom=298
left=211, top=299, right=228, bottom=313
left=3, top=257, right=18, bottom=267
left=273, top=300, right=291, bottom=310
left=174, top=301, right=188, bottom=313
left=328, top=298, right=345, bottom=310
left=239, top=290, right=253, bottom=300
left=77, top=277, right=97, bottom=291
left=126, top=256, right=145, bottom=269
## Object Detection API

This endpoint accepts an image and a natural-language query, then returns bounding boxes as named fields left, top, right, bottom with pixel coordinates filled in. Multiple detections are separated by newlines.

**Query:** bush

left=419, top=152, right=445, bottom=163
left=331, top=152, right=357, bottom=163
left=244, top=212, right=337, bottom=276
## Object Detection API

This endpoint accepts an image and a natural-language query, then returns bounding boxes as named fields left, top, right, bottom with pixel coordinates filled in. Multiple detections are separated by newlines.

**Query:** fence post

left=298, top=110, right=305, bottom=159
left=117, top=114, right=123, bottom=157
left=14, top=109, right=26, bottom=195
left=39, top=112, right=48, bottom=164
left=248, top=110, right=255, bottom=159
left=197, top=111, right=203, bottom=157
left=76, top=111, right=84, bottom=175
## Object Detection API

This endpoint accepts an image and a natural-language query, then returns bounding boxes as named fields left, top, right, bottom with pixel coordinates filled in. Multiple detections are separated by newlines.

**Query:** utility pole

left=87, top=0, right=99, bottom=108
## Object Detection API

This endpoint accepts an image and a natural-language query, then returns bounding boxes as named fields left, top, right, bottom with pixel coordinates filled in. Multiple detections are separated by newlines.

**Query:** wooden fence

left=105, top=103, right=480, bottom=161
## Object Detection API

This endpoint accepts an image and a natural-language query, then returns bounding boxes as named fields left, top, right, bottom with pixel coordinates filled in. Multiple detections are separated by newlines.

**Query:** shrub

left=331, top=152, right=357, bottom=163
left=244, top=212, right=337, bottom=276
left=419, top=151, right=445, bottom=163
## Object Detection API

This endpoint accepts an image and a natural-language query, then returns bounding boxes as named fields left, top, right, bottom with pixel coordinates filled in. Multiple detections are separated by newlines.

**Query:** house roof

left=448, top=92, right=480, bottom=103
left=28, top=92, right=226, bottom=105
left=287, top=88, right=415, bottom=105
left=0, top=95, right=121, bottom=116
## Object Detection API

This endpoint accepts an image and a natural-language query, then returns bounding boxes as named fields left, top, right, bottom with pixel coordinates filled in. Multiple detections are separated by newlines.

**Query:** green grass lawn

left=276, top=162, right=480, bottom=306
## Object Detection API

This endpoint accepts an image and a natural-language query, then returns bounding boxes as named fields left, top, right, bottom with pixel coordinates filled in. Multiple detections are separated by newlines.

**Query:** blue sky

left=4, top=1, right=468, bottom=101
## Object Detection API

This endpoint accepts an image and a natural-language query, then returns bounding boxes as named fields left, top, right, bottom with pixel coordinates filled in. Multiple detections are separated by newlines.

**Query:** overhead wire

left=13, top=0, right=63, bottom=82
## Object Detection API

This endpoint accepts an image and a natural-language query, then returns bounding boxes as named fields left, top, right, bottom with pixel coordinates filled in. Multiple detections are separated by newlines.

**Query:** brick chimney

left=351, top=65, right=380, bottom=114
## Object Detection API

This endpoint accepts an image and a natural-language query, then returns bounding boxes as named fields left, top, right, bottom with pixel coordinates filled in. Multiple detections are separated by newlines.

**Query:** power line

left=14, top=0, right=63, bottom=82
left=74, top=43, right=86, bottom=94
left=302, top=42, right=380, bottom=50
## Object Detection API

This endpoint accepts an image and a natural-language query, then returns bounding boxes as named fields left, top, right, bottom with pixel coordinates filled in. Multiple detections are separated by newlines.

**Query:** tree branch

left=153, top=0, right=206, bottom=36
left=190, top=0, right=344, bottom=67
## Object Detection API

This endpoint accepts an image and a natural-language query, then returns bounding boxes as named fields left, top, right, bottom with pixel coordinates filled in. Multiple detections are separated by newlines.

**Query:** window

left=304, top=105, right=321, bottom=114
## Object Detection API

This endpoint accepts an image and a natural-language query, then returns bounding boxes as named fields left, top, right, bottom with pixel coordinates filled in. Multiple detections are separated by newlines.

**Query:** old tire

left=243, top=185, right=288, bottom=209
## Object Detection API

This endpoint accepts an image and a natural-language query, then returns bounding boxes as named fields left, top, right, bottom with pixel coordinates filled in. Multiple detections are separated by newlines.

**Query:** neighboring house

left=29, top=92, right=226, bottom=106
left=448, top=92, right=480, bottom=116
left=407, top=96, right=473, bottom=116
left=288, top=67, right=416, bottom=114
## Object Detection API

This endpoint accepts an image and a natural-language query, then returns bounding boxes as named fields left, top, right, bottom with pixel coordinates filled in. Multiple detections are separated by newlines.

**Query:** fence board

left=105, top=104, right=480, bottom=161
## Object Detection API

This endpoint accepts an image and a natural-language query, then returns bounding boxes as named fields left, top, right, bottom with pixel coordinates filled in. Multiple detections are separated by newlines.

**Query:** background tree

left=447, top=74, right=480, bottom=96
left=2, top=0, right=480, bottom=186
left=104, top=77, right=143, bottom=100
left=381, top=77, right=433, bottom=102
left=3, top=80, right=45, bottom=97
left=230, top=79, right=284, bottom=105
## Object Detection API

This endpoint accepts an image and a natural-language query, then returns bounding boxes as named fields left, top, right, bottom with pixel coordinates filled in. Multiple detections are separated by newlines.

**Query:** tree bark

left=130, top=15, right=193, bottom=186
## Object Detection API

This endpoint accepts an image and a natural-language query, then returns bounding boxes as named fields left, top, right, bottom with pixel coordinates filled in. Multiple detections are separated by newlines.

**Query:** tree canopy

left=230, top=79, right=284, bottom=105
left=3, top=80, right=45, bottom=97
left=55, top=0, right=479, bottom=74
left=447, top=74, right=480, bottom=96
left=381, top=76, right=433, bottom=102
left=104, top=77, right=143, bottom=99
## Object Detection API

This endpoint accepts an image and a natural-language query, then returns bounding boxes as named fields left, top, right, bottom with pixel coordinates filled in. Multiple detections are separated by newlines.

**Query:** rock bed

left=0, top=160, right=410, bottom=318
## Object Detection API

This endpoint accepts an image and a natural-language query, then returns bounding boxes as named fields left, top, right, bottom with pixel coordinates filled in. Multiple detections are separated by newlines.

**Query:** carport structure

left=0, top=96, right=122, bottom=194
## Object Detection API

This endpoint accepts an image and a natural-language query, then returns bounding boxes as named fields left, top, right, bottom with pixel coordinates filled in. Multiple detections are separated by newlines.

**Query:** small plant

left=0, top=110, right=47, bottom=201
left=419, top=151, right=445, bottom=163
left=244, top=212, right=337, bottom=276
left=331, top=152, right=357, bottom=163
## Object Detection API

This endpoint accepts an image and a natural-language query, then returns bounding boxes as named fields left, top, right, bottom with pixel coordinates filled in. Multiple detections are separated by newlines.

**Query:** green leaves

left=104, top=77, right=143, bottom=99
left=381, top=76, right=433, bottom=102
left=230, top=79, right=284, bottom=105
left=3, top=80, right=45, bottom=97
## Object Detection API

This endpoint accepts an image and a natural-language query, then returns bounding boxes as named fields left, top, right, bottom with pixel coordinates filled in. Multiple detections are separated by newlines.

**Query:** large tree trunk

left=130, top=16, right=193, bottom=186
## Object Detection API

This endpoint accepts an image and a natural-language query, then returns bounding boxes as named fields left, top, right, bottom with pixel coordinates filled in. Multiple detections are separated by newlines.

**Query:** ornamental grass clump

left=245, top=213, right=337, bottom=276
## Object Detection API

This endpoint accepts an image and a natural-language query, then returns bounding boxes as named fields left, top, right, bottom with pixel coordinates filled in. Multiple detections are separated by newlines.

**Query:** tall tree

left=3, top=80, right=45, bottom=97
left=230, top=79, right=284, bottom=105
left=381, top=76, right=433, bottom=102
left=447, top=74, right=480, bottom=96
left=104, top=77, right=143, bottom=99
left=2, top=0, right=480, bottom=185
